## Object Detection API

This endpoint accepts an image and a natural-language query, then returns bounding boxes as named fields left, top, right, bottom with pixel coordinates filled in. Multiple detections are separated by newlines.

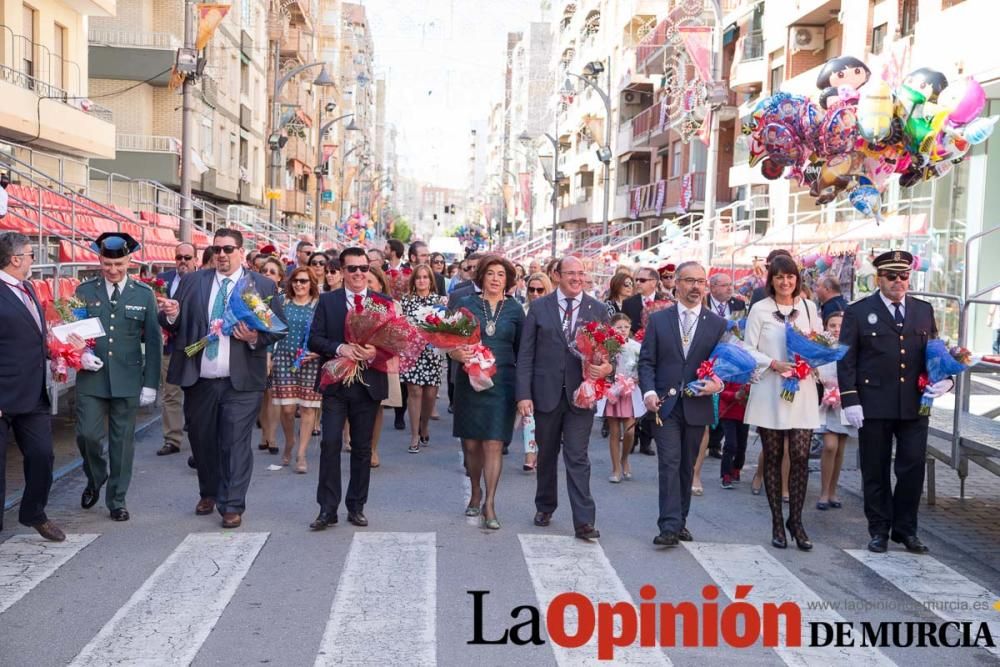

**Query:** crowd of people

left=0, top=228, right=947, bottom=556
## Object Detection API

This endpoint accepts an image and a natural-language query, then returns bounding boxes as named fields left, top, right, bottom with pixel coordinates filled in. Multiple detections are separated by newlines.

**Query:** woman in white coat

left=744, top=254, right=822, bottom=551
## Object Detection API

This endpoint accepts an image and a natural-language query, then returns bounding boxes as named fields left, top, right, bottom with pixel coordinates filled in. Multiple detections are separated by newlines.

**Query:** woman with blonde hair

left=399, top=264, right=444, bottom=452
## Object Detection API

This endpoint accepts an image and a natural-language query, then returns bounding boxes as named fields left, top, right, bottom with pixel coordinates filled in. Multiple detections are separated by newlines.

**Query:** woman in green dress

left=449, top=255, right=524, bottom=530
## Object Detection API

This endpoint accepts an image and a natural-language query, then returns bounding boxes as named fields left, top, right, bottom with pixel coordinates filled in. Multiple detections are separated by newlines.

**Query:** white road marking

left=69, top=532, right=269, bottom=666
left=684, top=542, right=894, bottom=666
left=848, top=550, right=1000, bottom=658
left=519, top=534, right=671, bottom=665
left=0, top=534, right=99, bottom=614
left=314, top=532, right=436, bottom=666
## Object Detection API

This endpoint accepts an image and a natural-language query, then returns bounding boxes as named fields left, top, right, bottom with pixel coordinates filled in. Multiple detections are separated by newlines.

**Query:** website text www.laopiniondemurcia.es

left=466, top=587, right=997, bottom=660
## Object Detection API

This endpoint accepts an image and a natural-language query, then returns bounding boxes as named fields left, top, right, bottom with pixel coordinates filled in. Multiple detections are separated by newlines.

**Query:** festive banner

left=657, top=96, right=669, bottom=132
left=680, top=173, right=693, bottom=212
left=167, top=66, right=185, bottom=91
left=654, top=180, right=666, bottom=216
left=502, top=184, right=515, bottom=217
left=519, top=172, right=532, bottom=220
left=322, top=144, right=336, bottom=163
left=630, top=187, right=641, bottom=219
left=678, top=25, right=713, bottom=84
left=697, top=107, right=713, bottom=146
left=196, top=4, right=231, bottom=51
left=583, top=115, right=604, bottom=144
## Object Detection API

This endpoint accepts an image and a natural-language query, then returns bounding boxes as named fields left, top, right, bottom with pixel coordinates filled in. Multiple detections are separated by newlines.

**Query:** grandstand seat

left=30, top=279, right=52, bottom=308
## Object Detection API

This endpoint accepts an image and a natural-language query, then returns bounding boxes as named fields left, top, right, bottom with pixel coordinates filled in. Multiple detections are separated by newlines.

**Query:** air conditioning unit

left=789, top=26, right=824, bottom=53
left=623, top=91, right=637, bottom=104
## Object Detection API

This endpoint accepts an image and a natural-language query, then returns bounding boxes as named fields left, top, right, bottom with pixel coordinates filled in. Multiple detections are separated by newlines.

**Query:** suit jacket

left=622, top=293, right=646, bottom=334
left=0, top=279, right=48, bottom=415
left=749, top=286, right=768, bottom=310
left=447, top=280, right=475, bottom=309
left=434, top=272, right=447, bottom=297
left=161, top=269, right=285, bottom=392
left=704, top=296, right=746, bottom=319
left=157, top=269, right=179, bottom=354
left=75, top=278, right=162, bottom=399
left=515, top=291, right=609, bottom=413
left=638, top=306, right=727, bottom=424
left=308, top=288, right=389, bottom=402
left=838, top=293, right=937, bottom=420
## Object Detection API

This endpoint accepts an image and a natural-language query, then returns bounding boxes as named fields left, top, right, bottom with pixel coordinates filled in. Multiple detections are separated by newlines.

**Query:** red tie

left=353, top=293, right=363, bottom=313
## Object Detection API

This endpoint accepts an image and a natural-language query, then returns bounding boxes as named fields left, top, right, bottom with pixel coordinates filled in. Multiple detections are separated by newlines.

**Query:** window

left=901, top=0, right=918, bottom=36
left=871, top=23, right=887, bottom=54
left=200, top=113, right=214, bottom=166
left=22, top=5, right=35, bottom=80
left=671, top=142, right=683, bottom=178
left=52, top=24, right=66, bottom=91
left=229, top=133, right=237, bottom=170
left=240, top=60, right=249, bottom=96
left=769, top=64, right=784, bottom=93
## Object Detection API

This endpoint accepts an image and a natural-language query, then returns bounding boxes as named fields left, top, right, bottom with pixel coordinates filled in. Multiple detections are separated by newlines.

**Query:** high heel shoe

left=419, top=435, right=429, bottom=447
left=294, top=458, right=307, bottom=474
left=786, top=519, right=813, bottom=551
left=751, top=477, right=762, bottom=496
left=464, top=505, right=481, bottom=517
left=481, top=506, right=501, bottom=530
left=771, top=522, right=787, bottom=549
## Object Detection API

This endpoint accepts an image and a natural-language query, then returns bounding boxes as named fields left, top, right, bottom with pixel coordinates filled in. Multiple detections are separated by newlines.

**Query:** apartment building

left=88, top=0, right=269, bottom=215
left=0, top=0, right=116, bottom=166
left=340, top=1, right=376, bottom=222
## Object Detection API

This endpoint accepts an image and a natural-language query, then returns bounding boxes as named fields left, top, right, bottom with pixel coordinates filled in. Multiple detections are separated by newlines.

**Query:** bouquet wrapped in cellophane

left=47, top=296, right=93, bottom=383
left=780, top=323, right=848, bottom=402
left=185, top=277, right=287, bottom=357
left=919, top=340, right=979, bottom=416
left=684, top=343, right=757, bottom=397
left=386, top=266, right=413, bottom=301
left=639, top=298, right=673, bottom=331
left=413, top=306, right=479, bottom=351
left=319, top=294, right=425, bottom=388
left=571, top=321, right=626, bottom=409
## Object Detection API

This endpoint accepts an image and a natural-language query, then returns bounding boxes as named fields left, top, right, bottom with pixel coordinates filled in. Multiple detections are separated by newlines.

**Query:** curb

left=3, top=414, right=162, bottom=513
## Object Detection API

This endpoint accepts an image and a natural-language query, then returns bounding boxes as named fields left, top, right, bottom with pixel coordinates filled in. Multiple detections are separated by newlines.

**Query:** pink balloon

left=941, top=77, right=986, bottom=126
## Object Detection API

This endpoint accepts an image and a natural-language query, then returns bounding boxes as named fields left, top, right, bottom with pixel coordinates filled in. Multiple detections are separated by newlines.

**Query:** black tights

left=758, top=427, right=812, bottom=539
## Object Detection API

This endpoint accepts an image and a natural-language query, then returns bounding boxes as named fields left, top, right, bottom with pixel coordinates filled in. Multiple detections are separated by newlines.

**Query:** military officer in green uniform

left=75, top=232, right=162, bottom=521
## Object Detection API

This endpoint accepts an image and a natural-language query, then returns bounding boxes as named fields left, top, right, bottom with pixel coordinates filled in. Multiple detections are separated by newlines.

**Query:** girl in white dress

left=816, top=310, right=856, bottom=510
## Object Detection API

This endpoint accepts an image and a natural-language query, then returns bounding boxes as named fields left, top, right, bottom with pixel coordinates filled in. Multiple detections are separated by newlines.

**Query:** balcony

left=285, top=135, right=310, bottom=166
left=558, top=198, right=591, bottom=225
left=89, top=29, right=179, bottom=85
left=627, top=100, right=670, bottom=148
left=729, top=31, right=765, bottom=94
left=91, top=134, right=180, bottom=186
left=280, top=28, right=311, bottom=62
left=283, top=189, right=308, bottom=216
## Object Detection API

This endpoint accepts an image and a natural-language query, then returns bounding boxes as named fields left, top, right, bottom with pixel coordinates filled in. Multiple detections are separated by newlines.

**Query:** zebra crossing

left=1, top=530, right=998, bottom=665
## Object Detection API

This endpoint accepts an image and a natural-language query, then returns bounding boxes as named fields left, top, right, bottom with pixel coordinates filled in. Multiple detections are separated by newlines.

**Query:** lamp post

left=703, top=0, right=724, bottom=264
left=337, top=141, right=367, bottom=230
left=567, top=57, right=613, bottom=244
left=519, top=123, right=561, bottom=258
left=268, top=60, right=336, bottom=230
left=312, top=110, right=358, bottom=246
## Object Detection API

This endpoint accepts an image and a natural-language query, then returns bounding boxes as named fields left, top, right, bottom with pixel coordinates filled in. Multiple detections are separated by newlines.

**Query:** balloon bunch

left=743, top=56, right=998, bottom=221
left=338, top=212, right=375, bottom=242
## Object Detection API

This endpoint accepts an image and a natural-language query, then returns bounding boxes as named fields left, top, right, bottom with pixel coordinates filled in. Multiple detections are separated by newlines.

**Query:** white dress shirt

left=337, top=288, right=368, bottom=357
left=105, top=277, right=128, bottom=300
left=879, top=291, right=905, bottom=321
left=556, top=288, right=581, bottom=333
left=0, top=185, right=8, bottom=217
left=677, top=303, right=702, bottom=346
left=200, top=267, right=244, bottom=379
left=169, top=273, right=182, bottom=298
left=708, top=297, right=730, bottom=320
left=0, top=268, right=41, bottom=329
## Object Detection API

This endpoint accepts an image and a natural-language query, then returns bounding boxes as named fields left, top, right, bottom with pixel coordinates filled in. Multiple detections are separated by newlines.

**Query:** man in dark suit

left=156, top=243, right=197, bottom=461
left=839, top=250, right=944, bottom=555
left=0, top=232, right=64, bottom=541
left=307, top=247, right=389, bottom=530
left=639, top=261, right=726, bottom=547
left=622, top=265, right=663, bottom=456
left=516, top=256, right=611, bottom=540
left=703, top=272, right=747, bottom=459
left=159, top=228, right=284, bottom=529
left=815, top=274, right=849, bottom=321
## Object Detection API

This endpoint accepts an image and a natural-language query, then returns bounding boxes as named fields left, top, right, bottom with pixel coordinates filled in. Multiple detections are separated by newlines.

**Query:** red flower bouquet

left=47, top=297, right=94, bottom=383
left=640, top=298, right=673, bottom=330
left=139, top=276, right=168, bottom=296
left=571, top=321, right=626, bottom=409
left=319, top=294, right=425, bottom=388
left=386, top=266, right=413, bottom=301
left=414, top=306, right=480, bottom=351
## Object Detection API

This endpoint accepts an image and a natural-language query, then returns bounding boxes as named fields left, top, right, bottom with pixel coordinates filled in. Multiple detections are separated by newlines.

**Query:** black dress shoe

left=502, top=443, right=509, bottom=455
left=868, top=534, right=889, bottom=553
left=533, top=511, right=552, bottom=527
left=640, top=445, right=656, bottom=456
left=653, top=532, right=679, bottom=547
left=786, top=520, right=813, bottom=551
left=708, top=448, right=722, bottom=459
left=893, top=534, right=929, bottom=554
left=187, top=455, right=197, bottom=469
left=347, top=511, right=368, bottom=527
left=310, top=512, right=337, bottom=530
left=81, top=486, right=99, bottom=509
left=393, top=416, right=405, bottom=430
left=110, top=508, right=130, bottom=522
left=678, top=527, right=693, bottom=542
left=575, top=524, right=600, bottom=540
left=601, top=420, right=610, bottom=438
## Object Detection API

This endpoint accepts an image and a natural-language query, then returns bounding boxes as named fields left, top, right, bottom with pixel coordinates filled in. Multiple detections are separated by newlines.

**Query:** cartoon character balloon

left=816, top=56, right=871, bottom=109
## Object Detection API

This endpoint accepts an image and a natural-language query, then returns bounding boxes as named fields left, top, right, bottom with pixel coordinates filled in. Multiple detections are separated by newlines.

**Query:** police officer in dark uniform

left=838, top=250, right=951, bottom=554
left=75, top=233, right=162, bottom=521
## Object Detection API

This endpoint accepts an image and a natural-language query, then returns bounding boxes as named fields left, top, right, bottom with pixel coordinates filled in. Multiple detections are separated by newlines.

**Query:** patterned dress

left=269, top=298, right=322, bottom=408
left=400, top=293, right=444, bottom=386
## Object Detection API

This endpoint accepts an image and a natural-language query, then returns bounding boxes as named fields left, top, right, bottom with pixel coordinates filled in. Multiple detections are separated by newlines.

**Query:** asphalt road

left=2, top=399, right=999, bottom=666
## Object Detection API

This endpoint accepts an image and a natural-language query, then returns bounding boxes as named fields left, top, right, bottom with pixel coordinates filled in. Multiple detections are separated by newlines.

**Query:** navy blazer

left=0, top=280, right=48, bottom=415
left=157, top=269, right=179, bottom=354
left=308, top=288, right=390, bottom=402
left=160, top=269, right=285, bottom=392
left=515, top=291, right=610, bottom=413
left=638, top=306, right=727, bottom=425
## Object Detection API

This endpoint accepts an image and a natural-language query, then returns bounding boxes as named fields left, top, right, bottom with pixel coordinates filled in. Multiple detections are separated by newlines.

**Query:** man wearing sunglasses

left=155, top=242, right=197, bottom=458
left=622, top=266, right=664, bottom=456
left=838, top=249, right=946, bottom=555
left=160, top=229, right=285, bottom=529
left=307, top=247, right=387, bottom=531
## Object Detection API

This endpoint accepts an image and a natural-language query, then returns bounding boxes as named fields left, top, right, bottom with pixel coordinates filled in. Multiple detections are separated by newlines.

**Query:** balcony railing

left=116, top=134, right=180, bottom=153
left=1, top=24, right=86, bottom=100
left=630, top=100, right=667, bottom=140
left=89, top=29, right=181, bottom=49
left=0, top=64, right=112, bottom=122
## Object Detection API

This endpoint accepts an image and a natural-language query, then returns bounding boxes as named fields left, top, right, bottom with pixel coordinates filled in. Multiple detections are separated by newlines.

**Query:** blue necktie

left=206, top=278, right=231, bottom=360
left=893, top=302, right=904, bottom=328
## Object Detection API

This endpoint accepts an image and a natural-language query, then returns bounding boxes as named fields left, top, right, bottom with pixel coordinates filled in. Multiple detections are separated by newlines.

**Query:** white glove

left=923, top=378, right=954, bottom=399
left=140, top=387, right=157, bottom=407
left=80, top=352, right=104, bottom=372
left=844, top=405, right=865, bottom=429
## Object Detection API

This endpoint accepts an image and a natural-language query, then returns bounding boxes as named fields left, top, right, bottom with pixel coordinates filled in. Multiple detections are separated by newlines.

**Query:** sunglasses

left=309, top=260, right=327, bottom=267
left=345, top=264, right=371, bottom=274
left=635, top=277, right=654, bottom=283
left=14, top=251, right=35, bottom=259
left=528, top=287, right=546, bottom=294
left=879, top=271, right=910, bottom=282
left=432, top=259, right=445, bottom=264
left=661, top=275, right=674, bottom=280
left=461, top=265, right=473, bottom=272
left=263, top=269, right=280, bottom=276
left=622, top=281, right=633, bottom=287
left=175, top=254, right=193, bottom=261
left=211, top=244, right=240, bottom=254
left=292, top=278, right=311, bottom=285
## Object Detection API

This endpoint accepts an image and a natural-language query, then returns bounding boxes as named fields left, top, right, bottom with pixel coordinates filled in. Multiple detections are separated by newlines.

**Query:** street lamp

left=337, top=140, right=369, bottom=226
left=268, top=61, right=336, bottom=230
left=519, top=125, right=562, bottom=259
left=566, top=57, right=614, bottom=244
left=313, top=108, right=358, bottom=245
